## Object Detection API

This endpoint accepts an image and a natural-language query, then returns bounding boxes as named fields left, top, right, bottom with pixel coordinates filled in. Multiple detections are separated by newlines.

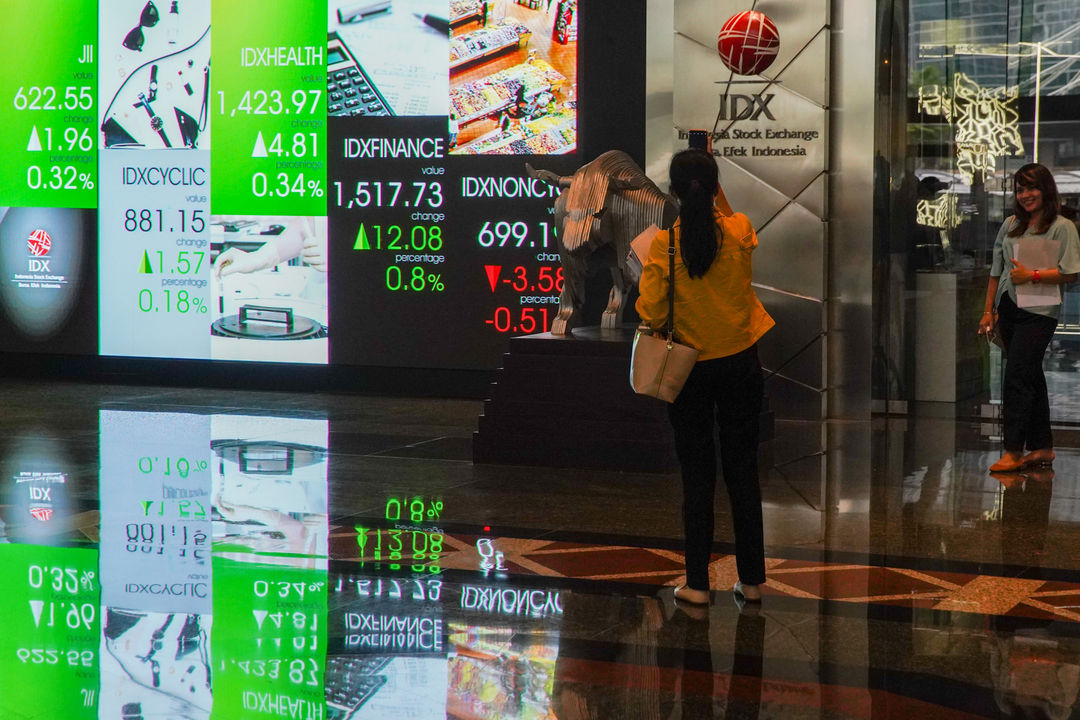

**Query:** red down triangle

left=484, top=265, right=501, bottom=292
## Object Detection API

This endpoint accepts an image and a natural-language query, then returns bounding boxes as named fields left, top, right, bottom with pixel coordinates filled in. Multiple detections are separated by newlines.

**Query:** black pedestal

left=473, top=326, right=774, bottom=473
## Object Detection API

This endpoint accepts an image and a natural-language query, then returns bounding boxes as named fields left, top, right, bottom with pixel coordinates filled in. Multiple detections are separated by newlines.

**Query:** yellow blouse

left=635, top=206, right=774, bottom=361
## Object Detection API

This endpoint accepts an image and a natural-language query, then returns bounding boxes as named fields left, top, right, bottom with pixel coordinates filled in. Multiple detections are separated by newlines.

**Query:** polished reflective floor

left=3, top=379, right=1080, bottom=719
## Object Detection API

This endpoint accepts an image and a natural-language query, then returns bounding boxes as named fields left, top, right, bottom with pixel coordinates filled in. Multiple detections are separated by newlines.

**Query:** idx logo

left=718, top=93, right=776, bottom=121
left=27, top=228, right=53, bottom=271
left=27, top=228, right=52, bottom=256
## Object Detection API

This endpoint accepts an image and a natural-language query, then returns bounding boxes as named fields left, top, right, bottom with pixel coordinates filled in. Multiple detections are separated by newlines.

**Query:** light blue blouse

left=991, top=214, right=1080, bottom=319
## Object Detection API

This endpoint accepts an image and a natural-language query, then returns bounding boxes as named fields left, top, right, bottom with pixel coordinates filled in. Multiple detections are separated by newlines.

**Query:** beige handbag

left=630, top=233, right=700, bottom=402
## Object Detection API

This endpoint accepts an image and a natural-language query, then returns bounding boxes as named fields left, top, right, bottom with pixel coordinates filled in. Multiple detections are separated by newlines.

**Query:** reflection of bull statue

left=527, top=150, right=678, bottom=335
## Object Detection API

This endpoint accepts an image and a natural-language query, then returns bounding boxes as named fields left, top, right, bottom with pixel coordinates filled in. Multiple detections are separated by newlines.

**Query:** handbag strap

left=665, top=230, right=676, bottom=337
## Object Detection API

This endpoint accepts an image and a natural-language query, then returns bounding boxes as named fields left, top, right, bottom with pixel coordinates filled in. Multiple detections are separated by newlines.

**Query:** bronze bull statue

left=526, top=150, right=679, bottom=335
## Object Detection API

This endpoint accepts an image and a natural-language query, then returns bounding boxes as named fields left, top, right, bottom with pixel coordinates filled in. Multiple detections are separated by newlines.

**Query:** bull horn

left=526, top=163, right=571, bottom=188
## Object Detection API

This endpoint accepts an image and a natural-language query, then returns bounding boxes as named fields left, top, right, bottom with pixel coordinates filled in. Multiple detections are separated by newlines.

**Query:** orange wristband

left=1033, top=269, right=1041, bottom=283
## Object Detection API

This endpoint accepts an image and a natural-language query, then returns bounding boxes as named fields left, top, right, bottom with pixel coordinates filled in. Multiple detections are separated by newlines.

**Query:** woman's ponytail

left=669, top=150, right=720, bottom=278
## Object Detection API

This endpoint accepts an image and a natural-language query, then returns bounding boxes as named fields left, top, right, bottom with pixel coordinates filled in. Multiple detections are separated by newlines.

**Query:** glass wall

left=876, top=0, right=1080, bottom=421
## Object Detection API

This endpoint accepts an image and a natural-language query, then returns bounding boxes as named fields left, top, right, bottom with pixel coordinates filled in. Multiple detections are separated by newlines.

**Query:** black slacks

left=996, top=293, right=1057, bottom=453
left=667, top=344, right=766, bottom=591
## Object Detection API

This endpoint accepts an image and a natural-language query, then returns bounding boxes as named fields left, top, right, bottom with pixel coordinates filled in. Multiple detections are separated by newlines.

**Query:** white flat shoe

left=674, top=584, right=710, bottom=606
left=733, top=581, right=761, bottom=603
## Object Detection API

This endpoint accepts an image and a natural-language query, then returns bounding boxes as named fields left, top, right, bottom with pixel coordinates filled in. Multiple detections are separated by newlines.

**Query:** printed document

left=1015, top=237, right=1062, bottom=308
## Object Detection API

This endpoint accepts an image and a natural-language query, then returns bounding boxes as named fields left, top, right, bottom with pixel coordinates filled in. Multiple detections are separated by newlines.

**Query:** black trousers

left=667, top=344, right=766, bottom=590
left=996, top=293, right=1057, bottom=453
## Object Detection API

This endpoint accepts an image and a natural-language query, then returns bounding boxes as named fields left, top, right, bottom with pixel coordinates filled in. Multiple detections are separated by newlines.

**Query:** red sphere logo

left=27, top=228, right=52, bottom=256
left=717, top=10, right=780, bottom=76
left=30, top=507, right=53, bottom=522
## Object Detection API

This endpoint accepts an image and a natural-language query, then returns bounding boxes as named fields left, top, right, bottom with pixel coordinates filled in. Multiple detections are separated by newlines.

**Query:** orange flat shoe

left=989, top=452, right=1024, bottom=473
left=989, top=472, right=1023, bottom=489
left=1021, top=449, right=1055, bottom=467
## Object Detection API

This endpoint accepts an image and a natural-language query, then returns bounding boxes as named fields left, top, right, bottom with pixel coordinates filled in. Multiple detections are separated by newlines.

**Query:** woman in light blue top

left=979, top=163, right=1080, bottom=472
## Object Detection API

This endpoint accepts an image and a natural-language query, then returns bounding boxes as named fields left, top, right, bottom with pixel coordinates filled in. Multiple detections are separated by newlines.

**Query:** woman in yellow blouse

left=636, top=149, right=773, bottom=606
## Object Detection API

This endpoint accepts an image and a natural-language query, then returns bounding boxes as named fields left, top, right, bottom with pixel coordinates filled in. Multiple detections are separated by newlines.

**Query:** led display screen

left=0, top=0, right=588, bottom=370
left=0, top=405, right=577, bottom=717
left=96, top=409, right=330, bottom=719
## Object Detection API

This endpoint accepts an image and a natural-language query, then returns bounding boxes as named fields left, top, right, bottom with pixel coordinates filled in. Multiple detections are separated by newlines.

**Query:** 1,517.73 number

left=333, top=181, right=443, bottom=209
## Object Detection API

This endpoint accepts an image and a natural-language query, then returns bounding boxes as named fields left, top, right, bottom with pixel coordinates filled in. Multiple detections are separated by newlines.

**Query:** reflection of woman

left=980, top=164, right=1080, bottom=472
left=553, top=594, right=662, bottom=719
left=636, top=150, right=774, bottom=605
left=996, top=469, right=1052, bottom=566
left=657, top=600, right=715, bottom=720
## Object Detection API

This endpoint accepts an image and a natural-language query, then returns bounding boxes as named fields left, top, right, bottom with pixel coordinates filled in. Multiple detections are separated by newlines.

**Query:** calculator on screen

left=328, top=32, right=394, bottom=117
left=324, top=655, right=391, bottom=717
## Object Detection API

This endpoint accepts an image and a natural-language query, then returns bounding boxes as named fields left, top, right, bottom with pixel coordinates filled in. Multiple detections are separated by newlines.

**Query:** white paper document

left=1015, top=237, right=1062, bottom=308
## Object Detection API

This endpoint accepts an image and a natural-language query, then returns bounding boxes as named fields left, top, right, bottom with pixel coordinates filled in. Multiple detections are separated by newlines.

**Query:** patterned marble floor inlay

left=329, top=523, right=1080, bottom=623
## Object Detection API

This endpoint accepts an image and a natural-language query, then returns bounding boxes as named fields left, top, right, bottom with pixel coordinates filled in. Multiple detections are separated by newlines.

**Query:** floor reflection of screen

left=98, top=410, right=214, bottom=719
left=447, top=624, right=559, bottom=720
left=95, top=409, right=331, bottom=717
left=0, top=426, right=84, bottom=544
left=210, top=413, right=330, bottom=720
left=98, top=411, right=212, bottom=615
left=211, top=414, right=329, bottom=564
left=99, top=609, right=213, bottom=720
left=0, top=544, right=100, bottom=719
left=325, top=655, right=447, bottom=719
left=327, top=572, right=448, bottom=718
